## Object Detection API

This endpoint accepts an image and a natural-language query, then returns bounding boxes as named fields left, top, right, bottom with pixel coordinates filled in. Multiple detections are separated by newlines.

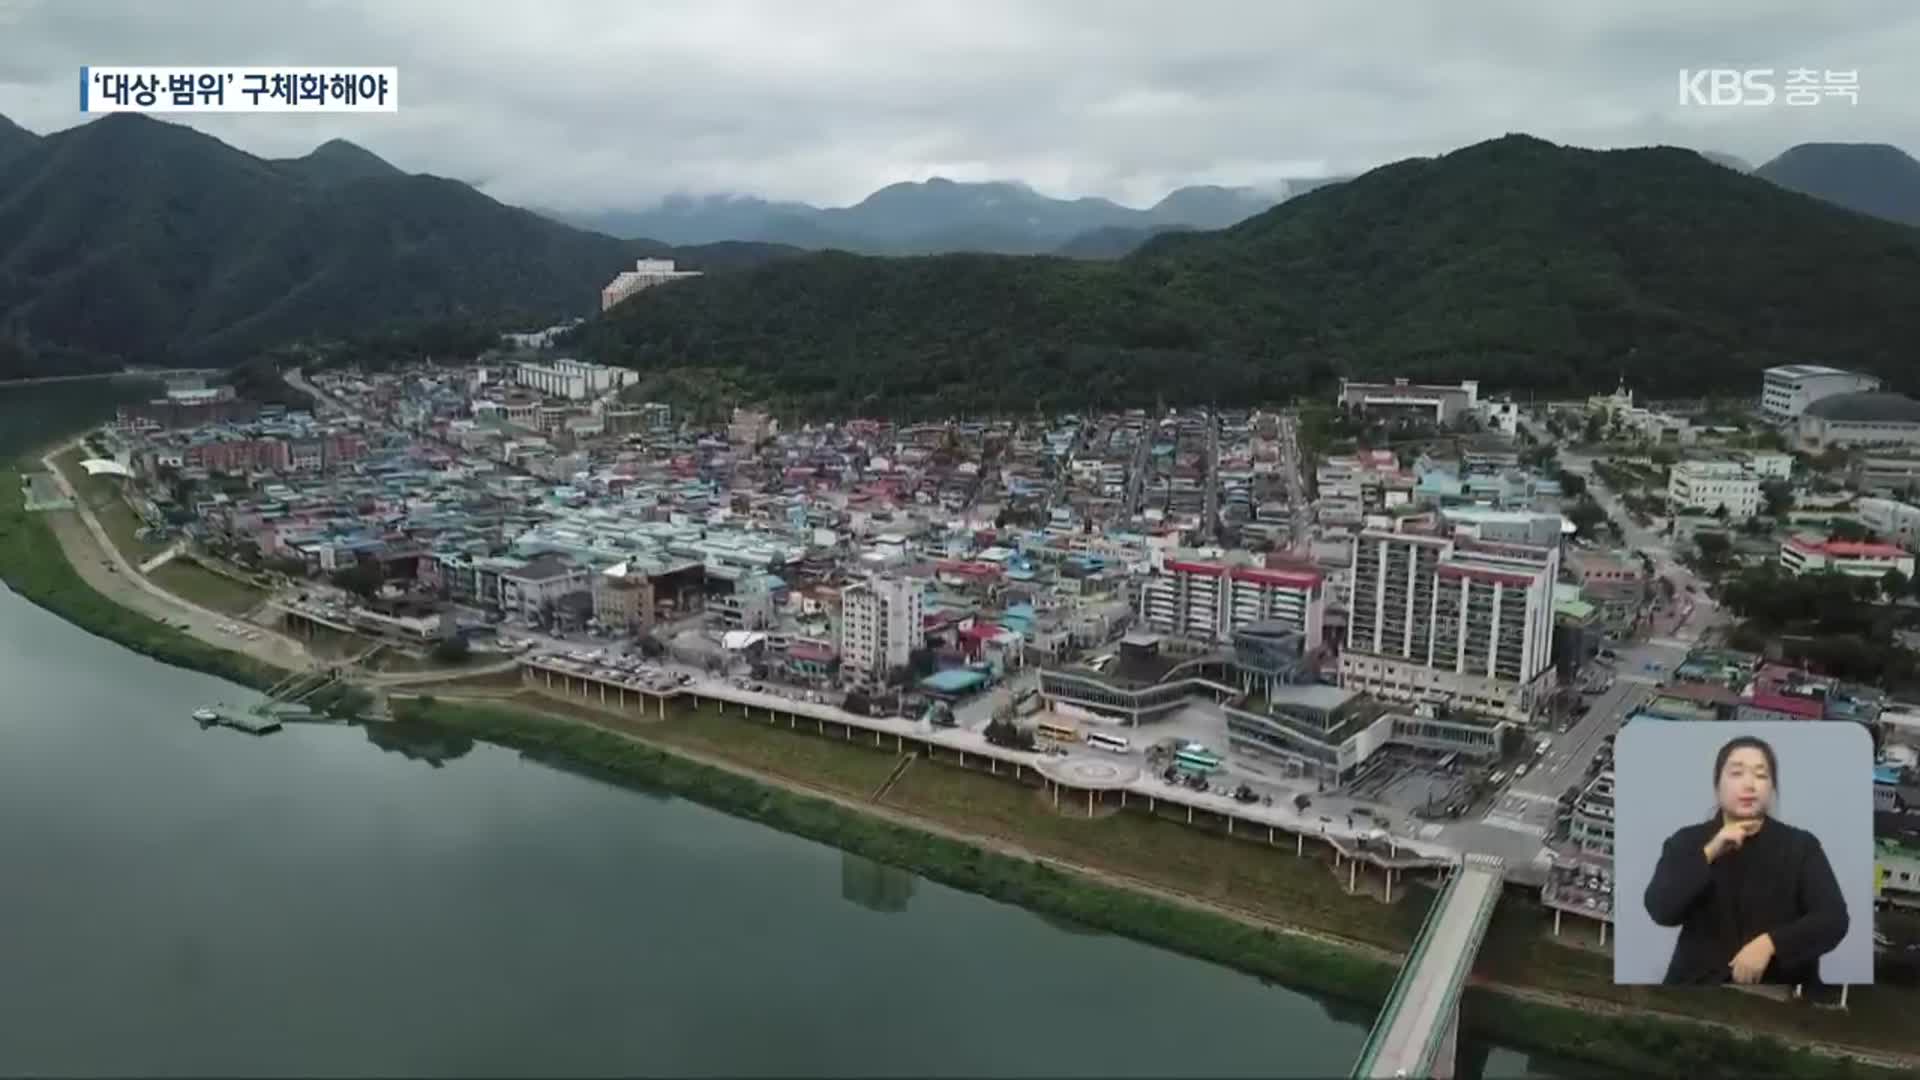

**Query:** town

left=48, top=342, right=1920, bottom=1023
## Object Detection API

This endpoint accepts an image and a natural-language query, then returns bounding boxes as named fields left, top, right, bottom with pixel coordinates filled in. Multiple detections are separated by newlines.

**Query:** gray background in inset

left=1612, top=721, right=1874, bottom=985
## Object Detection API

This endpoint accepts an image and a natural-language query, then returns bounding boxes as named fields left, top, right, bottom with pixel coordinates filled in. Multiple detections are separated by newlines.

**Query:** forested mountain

left=0, top=113, right=793, bottom=377
left=572, top=134, right=1920, bottom=418
left=1755, top=143, right=1920, bottom=226
left=557, top=177, right=1292, bottom=255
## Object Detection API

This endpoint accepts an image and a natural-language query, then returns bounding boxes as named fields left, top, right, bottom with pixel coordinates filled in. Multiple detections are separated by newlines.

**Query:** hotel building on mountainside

left=1338, top=529, right=1560, bottom=725
left=600, top=258, right=703, bottom=311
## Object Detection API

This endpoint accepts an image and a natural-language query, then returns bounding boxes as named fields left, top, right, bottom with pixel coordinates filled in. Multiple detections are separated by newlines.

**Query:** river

left=0, top=384, right=1588, bottom=1076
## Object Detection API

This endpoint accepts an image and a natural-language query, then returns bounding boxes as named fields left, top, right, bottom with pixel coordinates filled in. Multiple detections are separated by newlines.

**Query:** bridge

left=1351, top=853, right=1505, bottom=1080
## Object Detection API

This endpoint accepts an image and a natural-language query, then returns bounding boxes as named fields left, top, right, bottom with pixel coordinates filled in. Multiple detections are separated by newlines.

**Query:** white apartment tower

left=600, top=258, right=704, bottom=312
left=838, top=575, right=925, bottom=681
left=1339, top=530, right=1560, bottom=724
left=1140, top=560, right=1326, bottom=645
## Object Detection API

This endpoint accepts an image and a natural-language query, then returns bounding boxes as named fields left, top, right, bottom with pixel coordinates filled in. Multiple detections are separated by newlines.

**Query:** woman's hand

left=1704, top=820, right=1761, bottom=863
left=1730, top=933, right=1775, bottom=984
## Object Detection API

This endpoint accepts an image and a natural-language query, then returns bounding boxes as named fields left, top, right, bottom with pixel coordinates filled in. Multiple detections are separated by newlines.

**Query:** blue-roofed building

left=919, top=667, right=991, bottom=699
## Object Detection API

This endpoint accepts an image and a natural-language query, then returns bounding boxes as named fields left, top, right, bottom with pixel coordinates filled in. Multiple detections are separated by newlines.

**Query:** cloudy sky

left=2, top=0, right=1917, bottom=211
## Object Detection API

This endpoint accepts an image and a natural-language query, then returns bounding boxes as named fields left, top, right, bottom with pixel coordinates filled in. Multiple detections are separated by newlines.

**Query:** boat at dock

left=192, top=705, right=282, bottom=735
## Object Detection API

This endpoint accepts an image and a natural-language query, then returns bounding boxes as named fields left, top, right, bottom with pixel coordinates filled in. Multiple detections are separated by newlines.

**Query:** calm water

left=0, top=388, right=1586, bottom=1077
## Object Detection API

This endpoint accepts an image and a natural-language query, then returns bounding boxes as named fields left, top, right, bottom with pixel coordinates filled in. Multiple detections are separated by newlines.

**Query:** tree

left=1760, top=479, right=1794, bottom=518
left=1829, top=520, right=1874, bottom=543
left=908, top=648, right=937, bottom=679
left=1566, top=496, right=1609, bottom=538
left=1553, top=469, right=1587, bottom=498
left=1583, top=413, right=1606, bottom=444
left=1694, top=532, right=1733, bottom=574
left=430, top=636, right=471, bottom=664
left=1883, top=569, right=1910, bottom=602
left=1711, top=504, right=1729, bottom=521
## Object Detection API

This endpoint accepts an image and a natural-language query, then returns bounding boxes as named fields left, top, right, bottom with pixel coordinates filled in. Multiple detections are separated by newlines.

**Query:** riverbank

left=4, top=433, right=1912, bottom=1076
left=0, top=468, right=287, bottom=692
left=396, top=692, right=1910, bottom=1079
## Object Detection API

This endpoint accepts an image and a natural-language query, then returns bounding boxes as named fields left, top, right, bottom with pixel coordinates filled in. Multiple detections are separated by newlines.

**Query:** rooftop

left=1767, top=364, right=1858, bottom=380
left=1803, top=392, right=1920, bottom=425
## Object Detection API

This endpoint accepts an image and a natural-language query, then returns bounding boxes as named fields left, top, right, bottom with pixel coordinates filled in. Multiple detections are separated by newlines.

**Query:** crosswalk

left=1481, top=813, right=1548, bottom=838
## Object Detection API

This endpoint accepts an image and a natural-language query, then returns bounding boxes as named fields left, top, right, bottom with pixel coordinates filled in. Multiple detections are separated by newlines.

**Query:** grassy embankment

left=0, top=467, right=285, bottom=691
left=398, top=692, right=1910, bottom=1078
left=48, top=446, right=267, bottom=615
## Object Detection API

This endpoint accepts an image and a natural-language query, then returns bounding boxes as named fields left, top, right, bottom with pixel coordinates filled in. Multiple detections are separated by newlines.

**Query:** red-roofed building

left=1779, top=535, right=1915, bottom=579
left=1140, top=558, right=1325, bottom=645
left=1739, top=691, right=1826, bottom=723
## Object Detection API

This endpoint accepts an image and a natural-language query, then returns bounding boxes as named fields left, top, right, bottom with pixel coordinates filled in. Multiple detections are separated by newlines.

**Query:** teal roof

left=921, top=669, right=990, bottom=693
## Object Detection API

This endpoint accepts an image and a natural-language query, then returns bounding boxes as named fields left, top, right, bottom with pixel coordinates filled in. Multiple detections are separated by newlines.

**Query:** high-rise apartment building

left=1340, top=529, right=1559, bottom=724
left=1139, top=560, right=1325, bottom=645
left=838, top=575, right=925, bottom=681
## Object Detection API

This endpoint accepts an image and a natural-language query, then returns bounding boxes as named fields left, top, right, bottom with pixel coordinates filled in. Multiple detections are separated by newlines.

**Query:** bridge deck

left=1352, top=854, right=1504, bottom=1079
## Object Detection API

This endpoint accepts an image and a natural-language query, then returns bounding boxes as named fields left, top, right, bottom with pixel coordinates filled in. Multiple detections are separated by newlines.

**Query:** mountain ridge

left=1754, top=142, right=1920, bottom=226
left=550, top=176, right=1297, bottom=255
left=571, top=133, right=1920, bottom=418
left=0, top=113, right=794, bottom=377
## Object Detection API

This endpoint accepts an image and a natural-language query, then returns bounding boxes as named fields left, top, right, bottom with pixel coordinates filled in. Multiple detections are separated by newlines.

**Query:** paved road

left=1276, top=411, right=1312, bottom=555
left=1202, top=409, right=1220, bottom=543
left=38, top=440, right=314, bottom=674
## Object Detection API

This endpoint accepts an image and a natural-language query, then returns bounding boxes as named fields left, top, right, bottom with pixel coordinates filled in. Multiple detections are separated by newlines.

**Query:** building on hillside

left=1666, top=461, right=1760, bottom=517
left=1338, top=529, right=1560, bottom=724
left=1761, top=365, right=1882, bottom=423
left=1856, top=455, right=1920, bottom=498
left=838, top=575, right=924, bottom=682
left=1778, top=536, right=1916, bottom=580
left=600, top=258, right=702, bottom=311
left=512, top=359, right=634, bottom=401
left=1137, top=559, right=1325, bottom=646
left=1797, top=392, right=1920, bottom=452
left=729, top=407, right=778, bottom=447
left=1859, top=498, right=1920, bottom=548
left=1336, top=378, right=1479, bottom=425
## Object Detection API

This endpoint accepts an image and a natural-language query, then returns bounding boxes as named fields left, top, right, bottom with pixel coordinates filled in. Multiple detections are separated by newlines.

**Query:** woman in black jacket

left=1642, top=735, right=1850, bottom=985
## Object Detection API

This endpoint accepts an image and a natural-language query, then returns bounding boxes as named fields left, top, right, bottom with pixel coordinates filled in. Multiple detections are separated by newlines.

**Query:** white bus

left=1085, top=730, right=1131, bottom=753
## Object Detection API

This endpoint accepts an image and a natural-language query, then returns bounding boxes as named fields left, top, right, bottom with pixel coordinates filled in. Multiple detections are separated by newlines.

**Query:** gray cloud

left=1, top=0, right=1916, bottom=211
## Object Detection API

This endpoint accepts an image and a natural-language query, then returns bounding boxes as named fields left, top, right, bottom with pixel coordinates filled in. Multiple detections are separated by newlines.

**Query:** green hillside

left=575, top=134, right=1920, bottom=417
left=0, top=114, right=792, bottom=377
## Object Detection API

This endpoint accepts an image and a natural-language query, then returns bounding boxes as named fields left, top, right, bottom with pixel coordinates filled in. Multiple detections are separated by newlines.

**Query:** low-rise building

left=1337, top=378, right=1479, bottom=425
left=1761, top=365, right=1882, bottom=423
left=1797, top=392, right=1920, bottom=452
left=1666, top=461, right=1759, bottom=517
left=1778, top=535, right=1915, bottom=579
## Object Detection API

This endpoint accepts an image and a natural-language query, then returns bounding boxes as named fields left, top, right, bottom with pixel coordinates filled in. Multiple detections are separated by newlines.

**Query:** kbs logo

left=1679, top=69, right=1860, bottom=107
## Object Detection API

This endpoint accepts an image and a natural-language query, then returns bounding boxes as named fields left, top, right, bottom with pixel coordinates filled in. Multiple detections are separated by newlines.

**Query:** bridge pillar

left=1432, top=1006, right=1459, bottom=1079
